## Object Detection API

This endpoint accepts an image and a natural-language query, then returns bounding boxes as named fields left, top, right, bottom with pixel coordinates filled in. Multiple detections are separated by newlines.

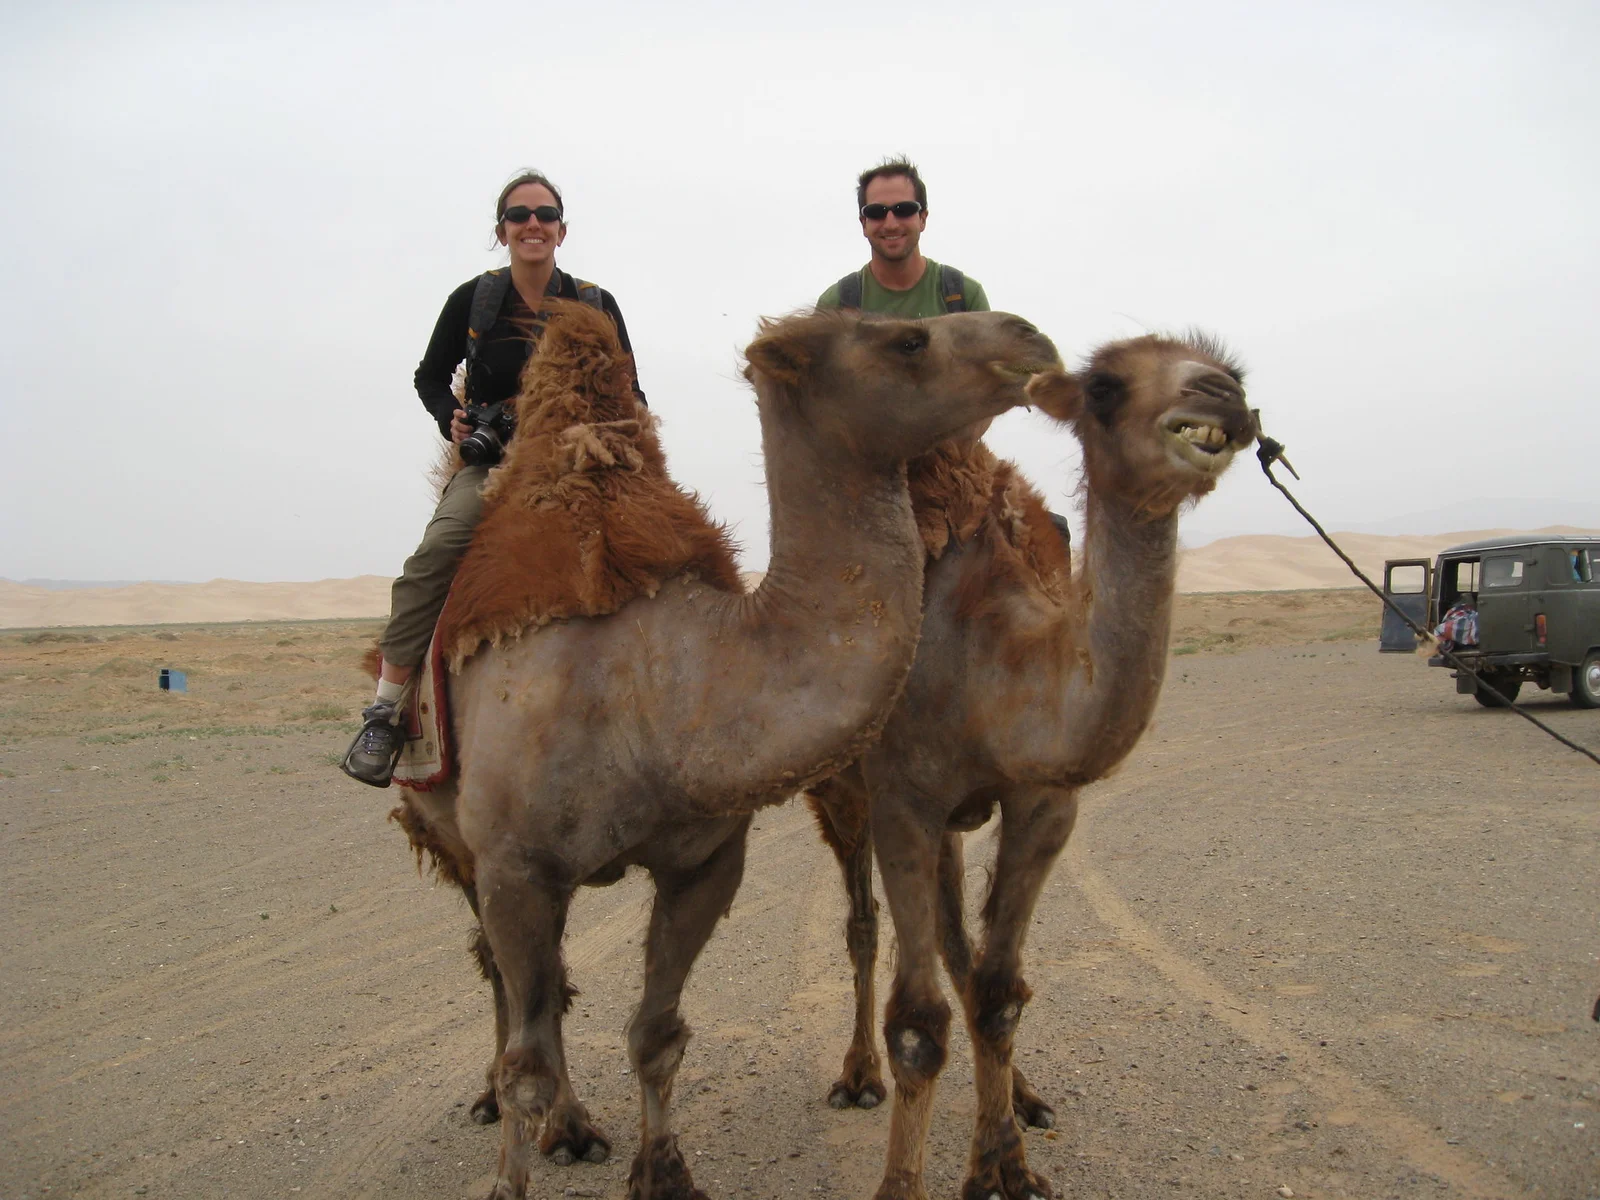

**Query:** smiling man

left=817, top=158, right=989, bottom=318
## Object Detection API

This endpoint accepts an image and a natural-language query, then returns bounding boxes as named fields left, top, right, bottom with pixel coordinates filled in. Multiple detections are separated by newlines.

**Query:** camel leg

left=866, top=785, right=951, bottom=1200
left=807, top=773, right=886, bottom=1110
left=470, top=922, right=507, bottom=1125
left=960, top=787, right=1079, bottom=1200
left=464, top=904, right=604, bottom=1158
left=627, top=818, right=750, bottom=1200
left=933, top=832, right=1054, bottom=1130
left=476, top=863, right=584, bottom=1200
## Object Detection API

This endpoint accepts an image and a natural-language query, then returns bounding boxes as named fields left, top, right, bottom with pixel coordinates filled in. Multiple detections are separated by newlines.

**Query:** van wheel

left=1472, top=672, right=1522, bottom=707
left=1572, top=651, right=1600, bottom=709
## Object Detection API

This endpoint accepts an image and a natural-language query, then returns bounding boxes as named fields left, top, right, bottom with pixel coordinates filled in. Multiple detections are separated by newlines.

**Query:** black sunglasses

left=860, top=201, right=923, bottom=221
left=501, top=204, right=563, bottom=225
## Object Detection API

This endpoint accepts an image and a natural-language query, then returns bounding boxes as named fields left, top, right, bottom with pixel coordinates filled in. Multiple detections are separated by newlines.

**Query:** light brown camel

left=805, top=333, right=1257, bottom=1200
left=389, top=301, right=1060, bottom=1200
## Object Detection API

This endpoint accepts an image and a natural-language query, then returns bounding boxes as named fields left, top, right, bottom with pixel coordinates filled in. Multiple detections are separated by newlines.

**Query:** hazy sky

left=3, top=0, right=1596, bottom=582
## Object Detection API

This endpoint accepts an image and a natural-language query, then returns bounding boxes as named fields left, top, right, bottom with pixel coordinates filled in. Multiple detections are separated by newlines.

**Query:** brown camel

left=806, top=333, right=1257, bottom=1200
left=389, top=301, right=1060, bottom=1200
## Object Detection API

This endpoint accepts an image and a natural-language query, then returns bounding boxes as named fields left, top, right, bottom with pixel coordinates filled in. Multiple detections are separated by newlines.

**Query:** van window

left=1447, top=560, right=1480, bottom=593
left=1576, top=549, right=1594, bottom=583
left=1483, top=556, right=1525, bottom=588
left=1388, top=563, right=1426, bottom=594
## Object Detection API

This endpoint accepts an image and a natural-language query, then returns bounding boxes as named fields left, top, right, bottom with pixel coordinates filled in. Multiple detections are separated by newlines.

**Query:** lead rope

left=1253, top=434, right=1600, bottom=769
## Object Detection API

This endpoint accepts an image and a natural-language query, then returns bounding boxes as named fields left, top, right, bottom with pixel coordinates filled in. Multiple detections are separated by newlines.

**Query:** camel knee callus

left=883, top=995, right=951, bottom=1086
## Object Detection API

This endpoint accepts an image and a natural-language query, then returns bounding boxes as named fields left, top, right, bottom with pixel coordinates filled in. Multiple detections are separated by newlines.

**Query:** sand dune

left=4, top=526, right=1595, bottom=629
left=1175, top=524, right=1598, bottom=593
left=0, top=576, right=394, bottom=630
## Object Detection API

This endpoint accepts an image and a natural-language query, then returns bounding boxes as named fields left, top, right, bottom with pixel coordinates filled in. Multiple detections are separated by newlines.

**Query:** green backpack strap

left=938, top=263, right=966, bottom=314
left=836, top=271, right=864, bottom=309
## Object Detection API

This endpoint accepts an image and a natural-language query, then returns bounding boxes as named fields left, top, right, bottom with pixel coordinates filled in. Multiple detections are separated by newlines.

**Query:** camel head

left=744, top=310, right=1060, bottom=464
left=1026, top=332, right=1256, bottom=518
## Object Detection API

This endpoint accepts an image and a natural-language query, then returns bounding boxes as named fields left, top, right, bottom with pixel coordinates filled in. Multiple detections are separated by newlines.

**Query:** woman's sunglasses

left=502, top=204, right=563, bottom=225
left=860, top=201, right=923, bottom=221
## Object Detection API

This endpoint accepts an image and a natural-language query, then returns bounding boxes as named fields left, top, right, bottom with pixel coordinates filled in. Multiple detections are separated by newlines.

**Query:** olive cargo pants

left=378, top=464, right=489, bottom=669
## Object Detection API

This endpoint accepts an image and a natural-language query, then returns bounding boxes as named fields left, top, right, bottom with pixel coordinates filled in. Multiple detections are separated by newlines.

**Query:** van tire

left=1472, top=672, right=1522, bottom=707
left=1572, top=650, right=1600, bottom=709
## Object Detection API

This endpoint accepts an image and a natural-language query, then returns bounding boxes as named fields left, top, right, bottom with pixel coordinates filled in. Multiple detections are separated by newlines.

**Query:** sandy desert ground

left=1, top=591, right=1597, bottom=1200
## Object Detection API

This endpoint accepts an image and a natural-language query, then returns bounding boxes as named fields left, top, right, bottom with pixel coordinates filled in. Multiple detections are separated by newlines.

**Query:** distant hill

left=1181, top=499, right=1600, bottom=547
left=4, top=578, right=197, bottom=590
left=1176, top=525, right=1600, bottom=593
left=0, top=577, right=394, bottom=630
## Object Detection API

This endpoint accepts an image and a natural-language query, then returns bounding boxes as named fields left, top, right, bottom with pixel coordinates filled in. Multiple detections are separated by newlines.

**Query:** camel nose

left=1002, top=315, right=1040, bottom=338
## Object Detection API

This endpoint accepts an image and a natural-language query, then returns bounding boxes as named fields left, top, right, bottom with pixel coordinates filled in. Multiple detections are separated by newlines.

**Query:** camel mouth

left=989, top=360, right=1057, bottom=382
left=1162, top=415, right=1239, bottom=473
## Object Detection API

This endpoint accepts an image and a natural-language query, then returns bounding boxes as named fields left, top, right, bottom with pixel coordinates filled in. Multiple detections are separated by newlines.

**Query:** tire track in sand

left=1066, top=801, right=1521, bottom=1200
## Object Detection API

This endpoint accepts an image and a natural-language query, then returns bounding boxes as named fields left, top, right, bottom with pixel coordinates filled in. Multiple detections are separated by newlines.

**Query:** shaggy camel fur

left=389, top=301, right=1059, bottom=1200
left=806, top=334, right=1257, bottom=1200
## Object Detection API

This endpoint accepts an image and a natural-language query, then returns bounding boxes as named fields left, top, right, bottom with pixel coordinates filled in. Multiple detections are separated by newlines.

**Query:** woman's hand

left=450, top=408, right=471, bottom=445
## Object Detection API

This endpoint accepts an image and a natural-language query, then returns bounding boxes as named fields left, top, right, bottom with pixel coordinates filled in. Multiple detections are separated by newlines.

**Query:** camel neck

left=868, top=253, right=928, bottom=293
left=1066, top=491, right=1181, bottom=767
left=683, top=385, right=925, bottom=803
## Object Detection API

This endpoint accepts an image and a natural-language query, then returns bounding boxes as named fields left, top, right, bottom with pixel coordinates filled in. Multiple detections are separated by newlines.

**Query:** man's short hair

left=856, top=157, right=928, bottom=213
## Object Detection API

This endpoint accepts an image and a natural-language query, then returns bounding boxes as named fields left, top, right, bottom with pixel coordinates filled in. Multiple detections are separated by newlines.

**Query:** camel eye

left=1084, top=372, right=1126, bottom=425
left=896, top=332, right=929, bottom=356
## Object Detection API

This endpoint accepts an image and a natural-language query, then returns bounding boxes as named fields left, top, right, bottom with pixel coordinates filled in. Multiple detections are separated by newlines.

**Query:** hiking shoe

left=340, top=702, right=405, bottom=788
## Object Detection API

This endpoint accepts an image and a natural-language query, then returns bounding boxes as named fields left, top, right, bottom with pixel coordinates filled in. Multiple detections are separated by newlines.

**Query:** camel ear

left=744, top=329, right=813, bottom=386
left=1025, top=369, right=1082, bottom=423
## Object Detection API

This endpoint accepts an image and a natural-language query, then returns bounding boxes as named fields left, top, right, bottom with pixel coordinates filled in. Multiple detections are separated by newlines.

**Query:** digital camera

left=458, top=402, right=517, bottom=467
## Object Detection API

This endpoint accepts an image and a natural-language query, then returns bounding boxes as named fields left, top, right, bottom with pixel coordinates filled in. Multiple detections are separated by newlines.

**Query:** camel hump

left=437, top=298, right=741, bottom=671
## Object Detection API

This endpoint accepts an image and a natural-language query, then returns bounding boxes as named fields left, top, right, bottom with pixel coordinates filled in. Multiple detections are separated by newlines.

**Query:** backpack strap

left=835, top=271, right=864, bottom=310
left=938, top=263, right=966, bottom=314
left=463, top=269, right=512, bottom=402
left=573, top=279, right=605, bottom=312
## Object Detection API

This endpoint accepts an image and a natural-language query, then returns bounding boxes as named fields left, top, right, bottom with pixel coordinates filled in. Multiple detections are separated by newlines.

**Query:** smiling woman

left=337, top=169, right=645, bottom=788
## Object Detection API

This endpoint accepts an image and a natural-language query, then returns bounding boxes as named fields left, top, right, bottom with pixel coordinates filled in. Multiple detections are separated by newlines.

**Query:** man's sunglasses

left=502, top=204, right=563, bottom=225
left=860, top=201, right=923, bottom=221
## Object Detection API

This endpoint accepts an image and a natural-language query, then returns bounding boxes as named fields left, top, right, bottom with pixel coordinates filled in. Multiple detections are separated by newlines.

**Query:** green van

left=1386, top=534, right=1600, bottom=707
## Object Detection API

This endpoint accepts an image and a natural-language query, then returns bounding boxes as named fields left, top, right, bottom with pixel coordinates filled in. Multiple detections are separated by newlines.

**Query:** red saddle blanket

left=392, top=627, right=452, bottom=791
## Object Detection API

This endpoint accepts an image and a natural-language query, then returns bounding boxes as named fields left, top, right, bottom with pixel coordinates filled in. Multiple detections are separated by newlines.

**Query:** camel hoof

left=543, top=1129, right=610, bottom=1167
left=1010, top=1069, right=1053, bottom=1129
left=627, top=1132, right=704, bottom=1200
left=1020, top=1105, right=1054, bottom=1130
left=961, top=1163, right=1054, bottom=1200
left=827, top=1078, right=886, bottom=1110
left=470, top=1089, right=501, bottom=1125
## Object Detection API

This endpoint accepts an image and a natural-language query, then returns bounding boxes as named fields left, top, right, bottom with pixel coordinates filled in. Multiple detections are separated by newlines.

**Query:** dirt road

left=1, top=599, right=1596, bottom=1199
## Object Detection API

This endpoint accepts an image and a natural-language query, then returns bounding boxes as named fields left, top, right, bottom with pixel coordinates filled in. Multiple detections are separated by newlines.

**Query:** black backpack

left=462, top=268, right=605, bottom=399
left=834, top=263, right=967, bottom=313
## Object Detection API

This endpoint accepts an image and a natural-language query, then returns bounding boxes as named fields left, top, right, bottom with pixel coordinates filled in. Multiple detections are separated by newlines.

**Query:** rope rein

left=1253, top=435, right=1600, bottom=769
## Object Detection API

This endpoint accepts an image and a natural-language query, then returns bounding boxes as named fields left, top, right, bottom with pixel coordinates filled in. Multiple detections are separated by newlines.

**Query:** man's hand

left=450, top=408, right=471, bottom=445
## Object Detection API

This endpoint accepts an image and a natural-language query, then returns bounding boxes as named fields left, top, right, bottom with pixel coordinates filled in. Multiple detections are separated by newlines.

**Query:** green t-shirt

left=816, top=258, right=990, bottom=318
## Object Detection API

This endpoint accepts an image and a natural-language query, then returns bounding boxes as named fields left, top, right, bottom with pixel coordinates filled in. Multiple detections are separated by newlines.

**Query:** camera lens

left=458, top=428, right=503, bottom=466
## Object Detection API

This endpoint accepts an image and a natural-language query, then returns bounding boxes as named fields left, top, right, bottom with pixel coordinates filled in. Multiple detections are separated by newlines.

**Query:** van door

left=1380, top=559, right=1431, bottom=651
left=1478, top=552, right=1536, bottom=653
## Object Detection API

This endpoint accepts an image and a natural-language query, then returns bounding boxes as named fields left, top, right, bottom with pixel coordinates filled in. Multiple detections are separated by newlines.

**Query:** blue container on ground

left=159, top=668, right=187, bottom=692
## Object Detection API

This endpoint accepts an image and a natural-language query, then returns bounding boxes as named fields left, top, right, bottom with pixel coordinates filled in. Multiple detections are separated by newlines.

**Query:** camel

left=805, top=332, right=1257, bottom=1200
left=388, top=300, right=1060, bottom=1200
